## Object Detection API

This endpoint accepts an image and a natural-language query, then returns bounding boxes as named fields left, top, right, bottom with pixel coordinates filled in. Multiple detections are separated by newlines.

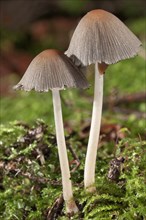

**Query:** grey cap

left=66, top=9, right=142, bottom=66
left=14, top=49, right=89, bottom=92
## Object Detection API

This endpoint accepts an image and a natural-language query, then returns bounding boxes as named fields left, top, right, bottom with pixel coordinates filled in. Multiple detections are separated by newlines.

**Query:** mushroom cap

left=66, top=9, right=142, bottom=66
left=14, top=49, right=89, bottom=92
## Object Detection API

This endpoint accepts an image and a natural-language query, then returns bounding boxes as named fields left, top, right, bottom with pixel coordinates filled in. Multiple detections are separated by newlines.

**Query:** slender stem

left=84, top=62, right=104, bottom=191
left=52, top=89, right=78, bottom=213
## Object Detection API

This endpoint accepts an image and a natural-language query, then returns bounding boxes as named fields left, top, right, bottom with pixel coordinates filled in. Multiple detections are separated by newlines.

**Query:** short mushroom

left=66, top=9, right=142, bottom=192
left=14, top=49, right=89, bottom=213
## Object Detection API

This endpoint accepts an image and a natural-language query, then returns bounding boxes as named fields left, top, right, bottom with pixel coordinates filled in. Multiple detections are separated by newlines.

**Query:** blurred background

left=0, top=0, right=145, bottom=135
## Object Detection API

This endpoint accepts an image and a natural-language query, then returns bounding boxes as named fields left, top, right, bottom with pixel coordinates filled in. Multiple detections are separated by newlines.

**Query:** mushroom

left=66, top=9, right=142, bottom=192
left=14, top=49, right=89, bottom=213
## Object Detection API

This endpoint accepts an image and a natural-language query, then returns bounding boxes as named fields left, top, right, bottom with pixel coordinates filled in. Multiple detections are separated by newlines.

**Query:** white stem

left=84, top=63, right=104, bottom=191
left=52, top=89, right=78, bottom=213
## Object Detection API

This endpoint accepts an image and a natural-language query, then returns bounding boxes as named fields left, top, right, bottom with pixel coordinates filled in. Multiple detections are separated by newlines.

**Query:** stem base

left=85, top=185, right=96, bottom=193
left=66, top=198, right=79, bottom=214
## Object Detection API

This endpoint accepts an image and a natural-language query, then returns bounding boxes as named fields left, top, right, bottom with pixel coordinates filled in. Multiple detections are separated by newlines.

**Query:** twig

left=36, top=148, right=45, bottom=165
left=19, top=172, right=62, bottom=185
left=67, top=144, right=80, bottom=173
left=47, top=194, right=64, bottom=220
left=113, top=107, right=146, bottom=119
left=104, top=92, right=146, bottom=108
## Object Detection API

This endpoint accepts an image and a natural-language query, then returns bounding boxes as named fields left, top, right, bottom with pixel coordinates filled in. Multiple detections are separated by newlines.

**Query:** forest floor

left=0, top=18, right=146, bottom=219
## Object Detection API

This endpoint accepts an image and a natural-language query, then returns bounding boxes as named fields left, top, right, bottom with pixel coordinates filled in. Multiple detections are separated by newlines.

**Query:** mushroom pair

left=14, top=9, right=142, bottom=214
left=66, top=9, right=141, bottom=192
left=14, top=49, right=89, bottom=214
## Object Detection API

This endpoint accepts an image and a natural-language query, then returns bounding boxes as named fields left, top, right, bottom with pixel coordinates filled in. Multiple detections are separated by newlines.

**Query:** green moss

left=0, top=121, right=146, bottom=219
left=104, top=56, right=145, bottom=96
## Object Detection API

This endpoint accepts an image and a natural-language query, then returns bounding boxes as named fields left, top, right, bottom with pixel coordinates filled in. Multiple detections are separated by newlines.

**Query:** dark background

left=0, top=0, right=145, bottom=96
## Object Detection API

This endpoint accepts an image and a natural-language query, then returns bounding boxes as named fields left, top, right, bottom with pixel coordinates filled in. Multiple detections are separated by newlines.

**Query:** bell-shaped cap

left=14, top=49, right=89, bottom=92
left=66, top=9, right=142, bottom=66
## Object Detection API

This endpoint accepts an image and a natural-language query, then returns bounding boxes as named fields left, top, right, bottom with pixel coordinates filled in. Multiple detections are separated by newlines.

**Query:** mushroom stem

left=52, top=89, right=78, bottom=214
left=84, top=63, right=104, bottom=192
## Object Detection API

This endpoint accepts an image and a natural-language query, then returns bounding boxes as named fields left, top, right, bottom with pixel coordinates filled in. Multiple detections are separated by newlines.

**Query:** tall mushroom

left=66, top=9, right=142, bottom=192
left=14, top=49, right=89, bottom=213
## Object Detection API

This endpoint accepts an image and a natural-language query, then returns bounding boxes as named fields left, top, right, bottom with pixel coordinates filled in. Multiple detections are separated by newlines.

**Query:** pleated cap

left=14, top=49, right=89, bottom=92
left=66, top=9, right=142, bottom=66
